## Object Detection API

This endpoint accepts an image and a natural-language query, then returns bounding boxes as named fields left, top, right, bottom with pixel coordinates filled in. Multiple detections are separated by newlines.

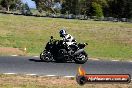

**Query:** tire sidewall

left=74, top=51, right=88, bottom=64
left=40, top=51, right=53, bottom=62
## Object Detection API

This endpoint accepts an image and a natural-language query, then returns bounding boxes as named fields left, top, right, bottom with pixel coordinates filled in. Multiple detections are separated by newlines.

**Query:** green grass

left=0, top=13, right=132, bottom=60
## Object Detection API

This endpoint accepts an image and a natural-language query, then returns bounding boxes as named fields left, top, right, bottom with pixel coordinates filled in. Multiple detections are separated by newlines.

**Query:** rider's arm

left=63, top=34, right=77, bottom=43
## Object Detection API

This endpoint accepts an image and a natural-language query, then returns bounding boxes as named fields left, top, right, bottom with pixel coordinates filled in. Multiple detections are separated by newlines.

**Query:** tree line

left=0, top=0, right=131, bottom=18
left=0, top=0, right=32, bottom=15
left=32, top=0, right=132, bottom=18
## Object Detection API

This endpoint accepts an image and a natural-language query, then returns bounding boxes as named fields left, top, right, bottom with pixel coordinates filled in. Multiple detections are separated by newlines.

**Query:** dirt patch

left=113, top=37, right=132, bottom=45
left=0, top=75, right=131, bottom=88
left=0, top=47, right=25, bottom=56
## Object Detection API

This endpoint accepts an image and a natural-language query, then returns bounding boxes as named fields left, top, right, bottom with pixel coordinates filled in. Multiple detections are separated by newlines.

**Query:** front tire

left=74, top=51, right=88, bottom=64
left=40, top=51, right=53, bottom=62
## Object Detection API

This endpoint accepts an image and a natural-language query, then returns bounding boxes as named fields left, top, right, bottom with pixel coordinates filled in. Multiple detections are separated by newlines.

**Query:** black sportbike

left=40, top=36, right=88, bottom=64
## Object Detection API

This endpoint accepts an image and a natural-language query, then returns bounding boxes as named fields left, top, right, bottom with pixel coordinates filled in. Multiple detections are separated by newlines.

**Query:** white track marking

left=33, top=56, right=39, bottom=57
left=92, top=59, right=100, bottom=61
left=112, top=60, right=120, bottom=62
left=3, top=73, right=16, bottom=75
left=129, top=61, right=132, bottom=63
left=89, top=58, right=100, bottom=61
left=11, top=55, right=18, bottom=56
left=26, top=74, right=37, bottom=76
left=45, top=75, right=56, bottom=77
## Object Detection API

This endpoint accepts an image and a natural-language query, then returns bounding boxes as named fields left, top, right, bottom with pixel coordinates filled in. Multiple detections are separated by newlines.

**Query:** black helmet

left=59, top=29, right=66, bottom=37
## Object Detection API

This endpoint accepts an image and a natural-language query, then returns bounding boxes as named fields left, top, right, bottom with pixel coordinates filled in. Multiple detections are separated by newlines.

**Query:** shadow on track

left=29, top=58, right=76, bottom=64
left=29, top=59, right=42, bottom=62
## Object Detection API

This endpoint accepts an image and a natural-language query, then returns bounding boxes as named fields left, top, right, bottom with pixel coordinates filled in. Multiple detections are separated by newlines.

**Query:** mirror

left=50, top=36, right=53, bottom=39
left=85, top=43, right=88, bottom=45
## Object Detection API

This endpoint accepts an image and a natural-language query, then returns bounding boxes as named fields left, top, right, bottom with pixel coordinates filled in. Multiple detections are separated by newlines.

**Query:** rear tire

left=74, top=51, right=88, bottom=64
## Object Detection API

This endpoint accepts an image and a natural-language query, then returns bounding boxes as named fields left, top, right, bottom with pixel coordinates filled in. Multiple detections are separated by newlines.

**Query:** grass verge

left=0, top=13, right=132, bottom=60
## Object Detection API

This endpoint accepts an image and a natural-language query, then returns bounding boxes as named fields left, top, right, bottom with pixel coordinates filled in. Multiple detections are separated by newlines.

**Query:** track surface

left=0, top=56, right=132, bottom=76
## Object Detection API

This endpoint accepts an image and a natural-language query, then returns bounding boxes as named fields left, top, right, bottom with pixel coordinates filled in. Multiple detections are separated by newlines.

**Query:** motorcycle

left=40, top=36, right=88, bottom=64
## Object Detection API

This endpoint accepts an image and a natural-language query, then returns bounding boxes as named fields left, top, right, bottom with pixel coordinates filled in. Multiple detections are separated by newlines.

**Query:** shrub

left=91, top=2, right=104, bottom=18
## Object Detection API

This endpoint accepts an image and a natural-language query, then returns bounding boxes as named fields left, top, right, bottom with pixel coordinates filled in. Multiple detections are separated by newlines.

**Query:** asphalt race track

left=0, top=56, right=132, bottom=77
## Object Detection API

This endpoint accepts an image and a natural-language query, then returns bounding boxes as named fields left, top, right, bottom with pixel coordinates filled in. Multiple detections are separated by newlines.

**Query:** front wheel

left=40, top=51, right=53, bottom=62
left=74, top=51, right=88, bottom=64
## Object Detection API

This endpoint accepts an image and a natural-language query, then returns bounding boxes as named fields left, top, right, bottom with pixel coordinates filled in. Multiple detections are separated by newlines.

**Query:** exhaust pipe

left=73, top=49, right=84, bottom=56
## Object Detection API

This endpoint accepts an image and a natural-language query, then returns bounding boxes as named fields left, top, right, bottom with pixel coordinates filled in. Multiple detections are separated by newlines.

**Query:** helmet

left=59, top=29, right=67, bottom=37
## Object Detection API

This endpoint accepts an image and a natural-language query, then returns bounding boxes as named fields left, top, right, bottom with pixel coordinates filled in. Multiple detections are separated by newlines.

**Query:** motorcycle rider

left=59, top=29, right=77, bottom=46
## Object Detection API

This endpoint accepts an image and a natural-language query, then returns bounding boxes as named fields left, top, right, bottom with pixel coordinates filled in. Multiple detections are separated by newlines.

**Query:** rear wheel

left=40, top=51, right=53, bottom=62
left=74, top=51, right=88, bottom=64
